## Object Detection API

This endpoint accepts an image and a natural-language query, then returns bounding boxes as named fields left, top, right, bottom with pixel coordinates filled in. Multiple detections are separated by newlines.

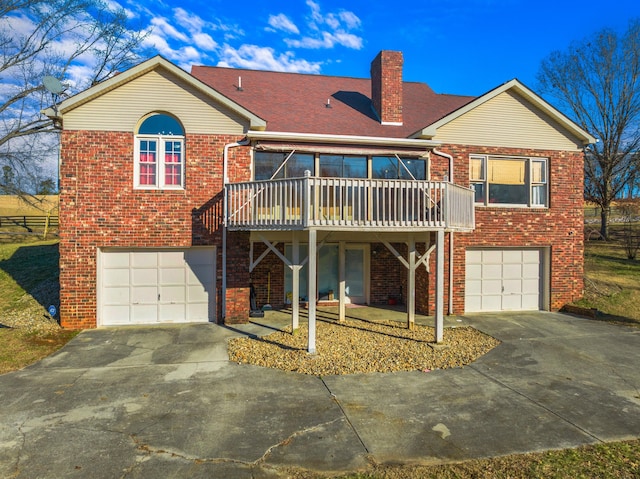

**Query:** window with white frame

left=134, top=113, right=185, bottom=189
left=470, top=155, right=548, bottom=207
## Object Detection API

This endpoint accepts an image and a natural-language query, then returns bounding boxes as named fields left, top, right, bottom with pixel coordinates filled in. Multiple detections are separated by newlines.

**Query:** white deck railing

left=226, top=176, right=475, bottom=231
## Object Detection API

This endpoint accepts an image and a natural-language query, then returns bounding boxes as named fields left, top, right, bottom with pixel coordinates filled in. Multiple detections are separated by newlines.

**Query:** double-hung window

left=135, top=114, right=185, bottom=189
left=470, top=155, right=548, bottom=207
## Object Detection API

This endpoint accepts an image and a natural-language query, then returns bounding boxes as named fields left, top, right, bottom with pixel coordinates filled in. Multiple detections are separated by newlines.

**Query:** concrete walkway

left=1, top=311, right=639, bottom=478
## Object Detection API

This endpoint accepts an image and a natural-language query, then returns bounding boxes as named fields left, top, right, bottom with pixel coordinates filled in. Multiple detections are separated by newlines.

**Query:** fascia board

left=246, top=130, right=441, bottom=148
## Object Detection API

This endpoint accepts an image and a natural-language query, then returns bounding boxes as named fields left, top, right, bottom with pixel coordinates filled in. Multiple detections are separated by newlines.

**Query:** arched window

left=134, top=113, right=185, bottom=189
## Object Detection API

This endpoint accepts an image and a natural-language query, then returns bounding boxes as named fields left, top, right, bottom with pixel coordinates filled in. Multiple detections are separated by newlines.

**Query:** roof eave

left=246, top=130, right=441, bottom=148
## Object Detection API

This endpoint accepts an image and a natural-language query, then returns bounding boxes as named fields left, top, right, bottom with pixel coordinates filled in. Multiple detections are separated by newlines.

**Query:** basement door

left=465, top=248, right=542, bottom=312
left=284, top=244, right=369, bottom=304
left=99, top=248, right=216, bottom=326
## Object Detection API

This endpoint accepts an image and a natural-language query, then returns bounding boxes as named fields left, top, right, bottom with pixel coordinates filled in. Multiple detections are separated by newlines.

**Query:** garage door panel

left=103, top=251, right=130, bottom=268
left=102, top=305, right=130, bottom=323
left=103, top=286, right=129, bottom=304
left=483, top=264, right=502, bottom=279
left=131, top=304, right=158, bottom=323
left=522, top=294, right=540, bottom=309
left=502, top=294, right=522, bottom=310
left=503, top=263, right=523, bottom=279
left=502, top=278, right=523, bottom=294
left=188, top=284, right=209, bottom=302
left=187, top=303, right=210, bottom=321
left=481, top=250, right=502, bottom=263
left=132, top=268, right=157, bottom=285
left=132, top=285, right=157, bottom=304
left=502, top=250, right=523, bottom=263
left=522, top=262, right=540, bottom=278
left=466, top=248, right=542, bottom=313
left=523, top=278, right=540, bottom=291
left=132, top=252, right=158, bottom=268
left=188, top=265, right=213, bottom=284
left=103, top=268, right=129, bottom=286
left=159, top=250, right=185, bottom=267
left=160, top=285, right=186, bottom=302
left=159, top=304, right=186, bottom=322
left=482, top=279, right=502, bottom=295
left=160, top=267, right=185, bottom=284
left=482, top=295, right=503, bottom=311
left=465, top=279, right=482, bottom=295
left=465, top=266, right=482, bottom=282
left=100, top=248, right=216, bottom=326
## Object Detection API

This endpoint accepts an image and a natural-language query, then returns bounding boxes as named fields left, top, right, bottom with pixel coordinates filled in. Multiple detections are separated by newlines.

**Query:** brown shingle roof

left=190, top=66, right=474, bottom=138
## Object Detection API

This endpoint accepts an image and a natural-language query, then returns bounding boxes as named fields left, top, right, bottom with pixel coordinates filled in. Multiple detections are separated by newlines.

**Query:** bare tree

left=537, top=19, right=640, bottom=239
left=0, top=0, right=147, bottom=197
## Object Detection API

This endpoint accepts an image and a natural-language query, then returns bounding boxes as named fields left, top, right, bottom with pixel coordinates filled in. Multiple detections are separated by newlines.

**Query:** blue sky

left=118, top=0, right=640, bottom=97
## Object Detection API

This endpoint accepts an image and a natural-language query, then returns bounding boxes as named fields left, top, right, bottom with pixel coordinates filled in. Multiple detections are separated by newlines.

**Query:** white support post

left=292, top=232, right=300, bottom=331
left=308, top=229, right=317, bottom=354
left=435, top=229, right=445, bottom=343
left=407, top=235, right=416, bottom=330
left=339, top=241, right=346, bottom=322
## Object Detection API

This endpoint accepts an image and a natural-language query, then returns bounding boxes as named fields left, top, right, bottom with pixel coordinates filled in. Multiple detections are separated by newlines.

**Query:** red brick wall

left=424, top=144, right=584, bottom=314
left=59, top=130, right=250, bottom=329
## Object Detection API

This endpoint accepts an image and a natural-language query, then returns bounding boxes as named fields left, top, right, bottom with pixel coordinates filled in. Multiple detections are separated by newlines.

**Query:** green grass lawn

left=574, top=239, right=640, bottom=325
left=0, top=237, right=639, bottom=478
left=0, top=238, right=59, bottom=315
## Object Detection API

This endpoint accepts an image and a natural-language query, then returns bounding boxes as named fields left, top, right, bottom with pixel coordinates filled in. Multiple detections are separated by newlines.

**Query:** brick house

left=46, top=51, right=594, bottom=350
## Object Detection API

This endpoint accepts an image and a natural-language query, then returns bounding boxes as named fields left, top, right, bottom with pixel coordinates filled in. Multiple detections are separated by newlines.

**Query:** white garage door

left=99, top=248, right=216, bottom=326
left=465, top=249, right=542, bottom=312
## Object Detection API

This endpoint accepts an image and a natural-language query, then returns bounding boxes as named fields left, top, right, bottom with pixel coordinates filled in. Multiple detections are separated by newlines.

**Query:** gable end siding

left=433, top=91, right=584, bottom=151
left=62, top=69, right=249, bottom=134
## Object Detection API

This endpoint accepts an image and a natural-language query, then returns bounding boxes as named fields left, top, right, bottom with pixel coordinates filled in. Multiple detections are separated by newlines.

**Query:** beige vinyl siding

left=433, top=91, right=584, bottom=151
left=63, top=69, right=249, bottom=134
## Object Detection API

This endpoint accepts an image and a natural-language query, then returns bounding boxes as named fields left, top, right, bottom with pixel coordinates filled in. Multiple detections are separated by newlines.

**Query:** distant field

left=0, top=195, right=58, bottom=216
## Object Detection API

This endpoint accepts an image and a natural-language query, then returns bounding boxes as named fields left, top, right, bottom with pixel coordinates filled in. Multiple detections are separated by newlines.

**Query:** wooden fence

left=0, top=215, right=59, bottom=232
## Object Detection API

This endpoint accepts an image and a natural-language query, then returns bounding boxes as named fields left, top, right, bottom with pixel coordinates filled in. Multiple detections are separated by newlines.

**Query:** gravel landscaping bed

left=228, top=317, right=500, bottom=375
left=0, top=278, right=60, bottom=334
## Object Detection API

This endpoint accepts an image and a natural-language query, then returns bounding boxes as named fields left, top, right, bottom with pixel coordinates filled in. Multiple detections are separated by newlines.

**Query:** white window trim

left=470, top=154, right=548, bottom=208
left=134, top=134, right=185, bottom=190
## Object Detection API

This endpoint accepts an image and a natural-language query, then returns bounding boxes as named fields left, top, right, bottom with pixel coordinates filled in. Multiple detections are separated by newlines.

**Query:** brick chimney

left=370, top=50, right=403, bottom=125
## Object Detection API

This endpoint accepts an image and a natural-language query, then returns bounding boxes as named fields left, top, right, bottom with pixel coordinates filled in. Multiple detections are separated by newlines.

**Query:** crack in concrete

left=123, top=417, right=346, bottom=476
left=8, top=420, right=27, bottom=479
left=320, top=378, right=371, bottom=454
left=253, top=416, right=345, bottom=465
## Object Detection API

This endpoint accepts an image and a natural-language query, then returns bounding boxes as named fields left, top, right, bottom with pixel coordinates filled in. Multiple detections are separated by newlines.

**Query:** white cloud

left=104, top=0, right=137, bottom=20
left=174, top=7, right=205, bottom=33
left=193, top=32, right=217, bottom=51
left=267, top=13, right=299, bottom=34
left=278, top=1, right=363, bottom=51
left=338, top=11, right=361, bottom=29
left=150, top=16, right=189, bottom=43
left=285, top=30, right=363, bottom=50
left=217, top=44, right=321, bottom=73
left=306, top=0, right=323, bottom=26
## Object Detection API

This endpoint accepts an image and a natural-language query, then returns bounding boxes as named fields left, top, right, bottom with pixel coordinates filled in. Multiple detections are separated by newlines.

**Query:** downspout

left=432, top=149, right=455, bottom=315
left=222, top=137, right=250, bottom=320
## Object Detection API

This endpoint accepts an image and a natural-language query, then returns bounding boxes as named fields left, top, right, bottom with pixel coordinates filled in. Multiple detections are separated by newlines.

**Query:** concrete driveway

left=1, top=312, right=639, bottom=478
